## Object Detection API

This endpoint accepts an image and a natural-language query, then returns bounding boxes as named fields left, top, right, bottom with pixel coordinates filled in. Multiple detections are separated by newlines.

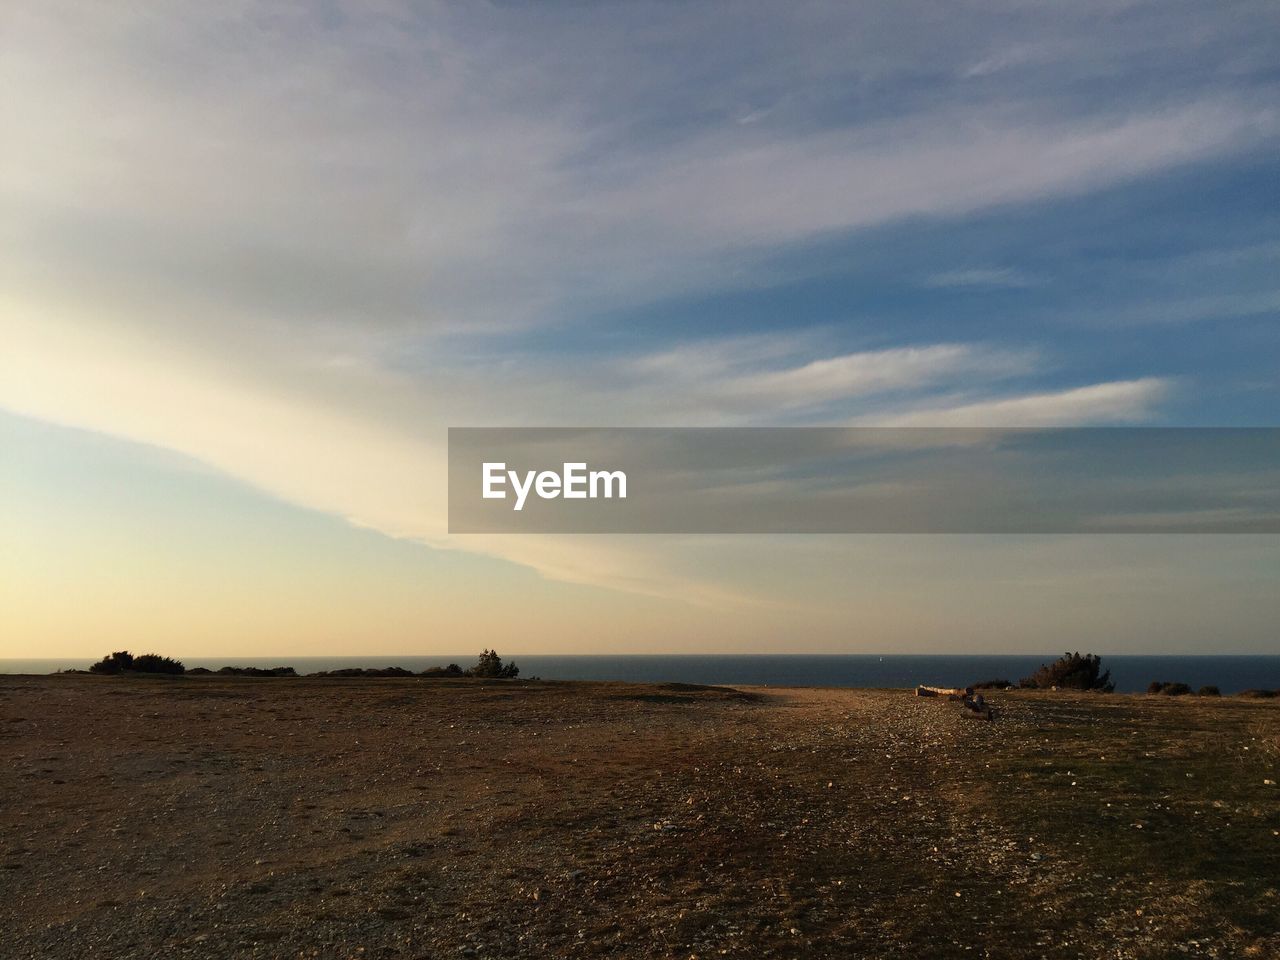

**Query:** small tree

left=469, top=649, right=519, bottom=679
left=1020, top=652, right=1114, bottom=692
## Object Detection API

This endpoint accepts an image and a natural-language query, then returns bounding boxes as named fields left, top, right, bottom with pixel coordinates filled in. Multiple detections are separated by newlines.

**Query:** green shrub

left=132, top=653, right=185, bottom=675
left=217, top=666, right=297, bottom=677
left=89, top=651, right=134, bottom=674
left=1198, top=685, right=1221, bottom=697
left=421, top=663, right=465, bottom=677
left=89, top=651, right=184, bottom=675
left=1020, top=652, right=1113, bottom=692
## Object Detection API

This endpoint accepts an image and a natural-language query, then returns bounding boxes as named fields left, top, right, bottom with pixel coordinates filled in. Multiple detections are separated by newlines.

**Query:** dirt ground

left=2, top=675, right=1277, bottom=959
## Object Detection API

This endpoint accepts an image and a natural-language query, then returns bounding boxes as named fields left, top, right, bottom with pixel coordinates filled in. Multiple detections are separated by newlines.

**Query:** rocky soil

left=2, top=676, right=1277, bottom=959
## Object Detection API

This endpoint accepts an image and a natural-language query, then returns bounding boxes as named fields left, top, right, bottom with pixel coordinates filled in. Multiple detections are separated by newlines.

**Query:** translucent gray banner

left=448, top=428, right=1280, bottom=534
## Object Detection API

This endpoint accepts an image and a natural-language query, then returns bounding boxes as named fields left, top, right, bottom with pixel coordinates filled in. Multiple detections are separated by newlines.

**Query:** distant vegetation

left=422, top=664, right=465, bottom=678
left=86, top=650, right=520, bottom=680
left=89, top=651, right=184, bottom=675
left=1019, top=652, right=1114, bottom=692
left=312, top=653, right=519, bottom=679
left=974, top=671, right=1235, bottom=697
left=1146, top=682, right=1229, bottom=697
left=1147, top=681, right=1193, bottom=696
left=58, top=649, right=1266, bottom=696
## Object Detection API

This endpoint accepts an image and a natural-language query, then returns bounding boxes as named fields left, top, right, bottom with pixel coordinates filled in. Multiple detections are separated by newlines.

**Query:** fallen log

left=915, top=685, right=968, bottom=698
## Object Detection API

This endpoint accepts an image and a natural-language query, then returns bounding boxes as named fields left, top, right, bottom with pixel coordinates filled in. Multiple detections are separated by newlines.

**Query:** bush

left=1238, top=689, right=1278, bottom=699
left=132, top=653, right=185, bottom=675
left=89, top=651, right=184, bottom=675
left=1198, top=685, right=1221, bottom=697
left=1148, top=681, right=1193, bottom=695
left=89, top=651, right=134, bottom=674
left=1020, top=652, right=1114, bottom=692
left=309, top=667, right=408, bottom=678
left=421, top=663, right=465, bottom=678
left=468, top=649, right=520, bottom=679
left=217, top=666, right=297, bottom=677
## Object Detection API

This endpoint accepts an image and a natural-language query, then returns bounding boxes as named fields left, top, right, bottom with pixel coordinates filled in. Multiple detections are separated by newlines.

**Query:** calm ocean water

left=2, top=654, right=1278, bottom=694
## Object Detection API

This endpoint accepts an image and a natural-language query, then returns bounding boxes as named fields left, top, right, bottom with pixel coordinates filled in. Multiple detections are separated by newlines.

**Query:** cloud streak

left=923, top=268, right=1039, bottom=290
left=861, top=379, right=1172, bottom=428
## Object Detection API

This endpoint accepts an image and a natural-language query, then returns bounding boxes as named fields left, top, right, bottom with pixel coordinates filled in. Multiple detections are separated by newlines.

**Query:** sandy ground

left=2, top=675, right=1278, bottom=959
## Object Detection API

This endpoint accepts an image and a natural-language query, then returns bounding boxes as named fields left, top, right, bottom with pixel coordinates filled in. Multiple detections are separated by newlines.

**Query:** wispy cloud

left=961, top=42, right=1056, bottom=79
left=861, top=379, right=1172, bottom=428
left=705, top=344, right=1037, bottom=415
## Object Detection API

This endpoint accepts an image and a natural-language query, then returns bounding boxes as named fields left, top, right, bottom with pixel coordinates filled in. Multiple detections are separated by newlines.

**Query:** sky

left=2, top=1, right=1279, bottom=657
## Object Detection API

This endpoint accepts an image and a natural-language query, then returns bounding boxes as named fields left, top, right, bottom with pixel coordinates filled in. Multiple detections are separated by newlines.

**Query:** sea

left=2, top=654, right=1278, bottom=694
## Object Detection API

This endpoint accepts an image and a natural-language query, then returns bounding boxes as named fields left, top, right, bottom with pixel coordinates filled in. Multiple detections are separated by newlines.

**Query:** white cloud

left=860, top=378, right=1171, bottom=427
left=922, top=268, right=1039, bottom=289
left=712, top=344, right=1036, bottom=413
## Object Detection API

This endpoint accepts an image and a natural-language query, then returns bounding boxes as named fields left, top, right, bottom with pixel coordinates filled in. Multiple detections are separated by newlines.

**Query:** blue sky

left=2, top=1, right=1278, bottom=655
